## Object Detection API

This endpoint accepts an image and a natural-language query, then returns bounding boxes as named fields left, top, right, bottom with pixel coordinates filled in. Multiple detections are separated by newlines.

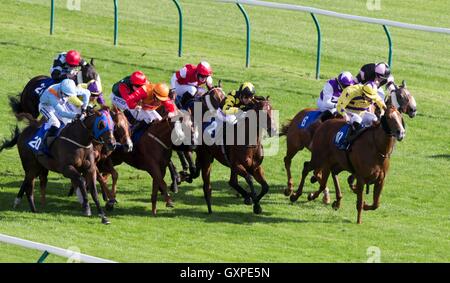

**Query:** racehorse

left=290, top=105, right=405, bottom=224
left=0, top=109, right=116, bottom=224
left=280, top=80, right=416, bottom=199
left=8, top=58, right=102, bottom=118
left=106, top=110, right=193, bottom=216
left=195, top=95, right=277, bottom=214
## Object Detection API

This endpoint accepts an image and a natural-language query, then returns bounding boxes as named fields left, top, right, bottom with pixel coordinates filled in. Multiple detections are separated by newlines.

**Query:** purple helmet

left=375, top=62, right=391, bottom=79
left=337, top=71, right=355, bottom=90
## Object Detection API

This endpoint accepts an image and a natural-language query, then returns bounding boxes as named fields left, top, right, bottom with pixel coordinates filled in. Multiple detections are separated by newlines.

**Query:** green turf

left=0, top=0, right=449, bottom=262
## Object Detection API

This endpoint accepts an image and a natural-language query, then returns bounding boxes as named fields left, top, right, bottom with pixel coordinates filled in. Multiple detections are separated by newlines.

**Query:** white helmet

left=60, top=79, right=77, bottom=97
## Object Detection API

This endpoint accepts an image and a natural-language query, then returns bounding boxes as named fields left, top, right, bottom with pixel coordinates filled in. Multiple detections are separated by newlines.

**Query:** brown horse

left=290, top=105, right=405, bottom=224
left=195, top=95, right=277, bottom=214
left=107, top=111, right=193, bottom=216
left=280, top=80, right=416, bottom=199
left=0, top=109, right=116, bottom=224
left=8, top=59, right=101, bottom=118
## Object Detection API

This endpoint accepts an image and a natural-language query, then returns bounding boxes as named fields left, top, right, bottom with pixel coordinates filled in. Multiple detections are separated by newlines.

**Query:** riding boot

left=180, top=91, right=194, bottom=110
left=131, top=120, right=148, bottom=134
left=346, top=122, right=365, bottom=149
left=319, top=110, right=334, bottom=122
left=37, top=126, right=58, bottom=155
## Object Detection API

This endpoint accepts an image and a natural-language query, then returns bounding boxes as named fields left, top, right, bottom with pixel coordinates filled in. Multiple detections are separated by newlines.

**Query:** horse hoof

left=170, top=183, right=179, bottom=194
left=105, top=202, right=115, bottom=212
left=101, top=217, right=110, bottom=225
left=253, top=204, right=262, bottom=214
left=83, top=206, right=92, bottom=217
left=310, top=176, right=317, bottom=183
left=307, top=193, right=315, bottom=201
left=13, top=198, right=21, bottom=209
left=244, top=197, right=253, bottom=205
left=284, top=188, right=293, bottom=197
left=332, top=201, right=340, bottom=210
left=290, top=193, right=299, bottom=203
left=166, top=201, right=174, bottom=208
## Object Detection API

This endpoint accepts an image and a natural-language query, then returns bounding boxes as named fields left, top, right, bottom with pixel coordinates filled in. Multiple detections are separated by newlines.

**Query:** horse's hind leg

left=24, top=175, right=37, bottom=212
left=290, top=161, right=313, bottom=202
left=228, top=171, right=252, bottom=205
left=199, top=151, right=213, bottom=214
left=308, top=168, right=330, bottom=201
left=39, top=169, right=48, bottom=207
left=168, top=160, right=179, bottom=193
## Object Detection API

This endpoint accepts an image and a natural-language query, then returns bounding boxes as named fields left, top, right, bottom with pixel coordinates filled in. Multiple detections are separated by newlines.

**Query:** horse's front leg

left=331, top=172, right=343, bottom=210
left=86, top=165, right=110, bottom=224
left=290, top=161, right=313, bottom=202
left=61, top=164, right=91, bottom=216
left=363, top=178, right=385, bottom=211
left=355, top=177, right=365, bottom=224
left=228, top=170, right=252, bottom=205
left=252, top=165, right=270, bottom=214
left=308, top=168, right=330, bottom=201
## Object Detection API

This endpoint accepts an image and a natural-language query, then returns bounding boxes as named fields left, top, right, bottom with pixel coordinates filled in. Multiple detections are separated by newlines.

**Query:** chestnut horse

left=8, top=58, right=101, bottom=118
left=0, top=109, right=116, bottom=224
left=290, top=105, right=405, bottom=224
left=280, top=80, right=416, bottom=200
left=196, top=96, right=277, bottom=214
left=107, top=111, right=193, bottom=216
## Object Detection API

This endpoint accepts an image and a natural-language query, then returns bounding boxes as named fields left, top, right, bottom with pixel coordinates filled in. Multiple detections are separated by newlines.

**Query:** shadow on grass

left=428, top=154, right=450, bottom=160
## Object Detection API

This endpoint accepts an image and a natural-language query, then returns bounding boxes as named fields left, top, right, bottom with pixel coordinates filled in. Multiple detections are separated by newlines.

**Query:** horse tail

left=8, top=95, right=23, bottom=115
left=15, top=113, right=40, bottom=128
left=0, top=125, right=21, bottom=152
left=279, top=119, right=292, bottom=136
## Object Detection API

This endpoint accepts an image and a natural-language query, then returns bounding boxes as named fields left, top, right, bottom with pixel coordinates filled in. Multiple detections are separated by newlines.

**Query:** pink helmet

left=196, top=61, right=212, bottom=76
left=375, top=62, right=391, bottom=79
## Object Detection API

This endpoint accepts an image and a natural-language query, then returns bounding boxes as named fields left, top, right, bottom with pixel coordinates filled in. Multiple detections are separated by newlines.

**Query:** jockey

left=221, top=82, right=256, bottom=124
left=354, top=62, right=395, bottom=100
left=111, top=71, right=150, bottom=123
left=336, top=81, right=386, bottom=146
left=317, top=71, right=355, bottom=120
left=50, top=50, right=86, bottom=83
left=130, top=82, right=177, bottom=133
left=38, top=79, right=90, bottom=152
left=78, top=80, right=105, bottom=106
left=170, top=61, right=213, bottom=110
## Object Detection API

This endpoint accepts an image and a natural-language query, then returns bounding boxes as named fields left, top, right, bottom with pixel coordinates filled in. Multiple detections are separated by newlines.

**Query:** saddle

left=28, top=124, right=64, bottom=156
left=298, top=111, right=322, bottom=129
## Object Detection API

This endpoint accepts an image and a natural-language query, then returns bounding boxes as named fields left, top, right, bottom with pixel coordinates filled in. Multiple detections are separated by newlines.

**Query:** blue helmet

left=60, top=79, right=77, bottom=97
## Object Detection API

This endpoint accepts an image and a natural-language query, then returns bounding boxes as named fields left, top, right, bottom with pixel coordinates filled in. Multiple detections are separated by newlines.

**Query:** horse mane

left=15, top=113, right=42, bottom=128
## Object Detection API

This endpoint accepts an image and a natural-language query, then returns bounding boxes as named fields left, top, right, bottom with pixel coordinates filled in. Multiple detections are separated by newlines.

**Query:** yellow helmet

left=152, top=83, right=170, bottom=101
left=362, top=82, right=378, bottom=100
left=239, top=82, right=256, bottom=98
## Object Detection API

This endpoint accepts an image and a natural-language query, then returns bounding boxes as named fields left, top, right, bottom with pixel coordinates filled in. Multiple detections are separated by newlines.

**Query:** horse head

left=252, top=96, right=277, bottom=137
left=202, top=82, right=226, bottom=112
left=387, top=80, right=417, bottom=118
left=382, top=105, right=406, bottom=141
left=80, top=58, right=103, bottom=99
left=83, top=109, right=117, bottom=153
left=110, top=105, right=133, bottom=152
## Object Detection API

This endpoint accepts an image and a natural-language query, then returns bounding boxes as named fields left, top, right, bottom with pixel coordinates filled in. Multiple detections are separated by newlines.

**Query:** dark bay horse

left=8, top=58, right=101, bottom=118
left=196, top=96, right=277, bottom=214
left=107, top=111, right=193, bottom=216
left=290, top=106, right=405, bottom=224
left=0, top=110, right=116, bottom=224
left=280, top=80, right=416, bottom=199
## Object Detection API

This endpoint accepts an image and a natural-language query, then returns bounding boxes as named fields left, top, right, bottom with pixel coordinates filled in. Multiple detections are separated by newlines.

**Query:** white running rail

left=0, top=233, right=116, bottom=263
left=218, top=0, right=450, bottom=34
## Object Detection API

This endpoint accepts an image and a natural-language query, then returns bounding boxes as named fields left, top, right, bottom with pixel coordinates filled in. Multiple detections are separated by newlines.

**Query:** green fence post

left=172, top=0, right=183, bottom=57
left=37, top=251, right=50, bottom=263
left=114, top=0, right=118, bottom=46
left=236, top=3, right=250, bottom=68
left=50, top=0, right=55, bottom=35
left=310, top=13, right=321, bottom=80
left=383, top=25, right=393, bottom=68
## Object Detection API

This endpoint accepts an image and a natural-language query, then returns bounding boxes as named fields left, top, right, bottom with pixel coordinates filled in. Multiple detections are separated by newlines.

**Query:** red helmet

left=196, top=61, right=212, bottom=76
left=130, top=71, right=148, bottom=86
left=66, top=50, right=81, bottom=66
